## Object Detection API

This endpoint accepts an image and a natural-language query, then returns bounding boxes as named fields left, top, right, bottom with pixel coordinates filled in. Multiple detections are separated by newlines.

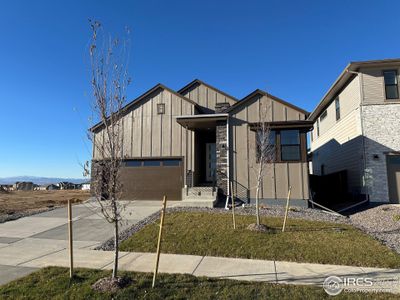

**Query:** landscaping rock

left=92, top=276, right=131, bottom=293
left=350, top=204, right=400, bottom=254
left=246, top=223, right=275, bottom=233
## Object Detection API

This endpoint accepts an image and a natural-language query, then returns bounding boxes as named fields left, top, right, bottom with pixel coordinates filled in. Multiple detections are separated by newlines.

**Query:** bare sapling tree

left=252, top=100, right=275, bottom=226
left=87, top=20, right=131, bottom=281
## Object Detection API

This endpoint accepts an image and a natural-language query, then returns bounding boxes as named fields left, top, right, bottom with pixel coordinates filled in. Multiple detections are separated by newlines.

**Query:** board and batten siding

left=180, top=83, right=236, bottom=111
left=93, top=88, right=196, bottom=180
left=230, top=94, right=309, bottom=201
left=310, top=76, right=364, bottom=194
left=360, top=66, right=400, bottom=105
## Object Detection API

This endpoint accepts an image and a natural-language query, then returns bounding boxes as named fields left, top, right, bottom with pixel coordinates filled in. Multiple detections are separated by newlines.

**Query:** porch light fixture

left=157, top=103, right=165, bottom=114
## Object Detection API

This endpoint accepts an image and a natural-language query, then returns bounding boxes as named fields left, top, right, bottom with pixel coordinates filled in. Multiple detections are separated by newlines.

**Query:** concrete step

left=178, top=199, right=217, bottom=208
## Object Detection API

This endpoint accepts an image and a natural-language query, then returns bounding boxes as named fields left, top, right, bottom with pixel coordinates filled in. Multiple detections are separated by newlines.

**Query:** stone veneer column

left=216, top=120, right=228, bottom=196
left=215, top=102, right=230, bottom=197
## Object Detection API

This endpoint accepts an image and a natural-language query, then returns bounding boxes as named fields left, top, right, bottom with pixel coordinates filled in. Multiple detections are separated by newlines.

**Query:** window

left=383, top=70, right=399, bottom=99
left=157, top=103, right=165, bottom=114
left=124, top=160, right=142, bottom=167
left=162, top=159, right=181, bottom=166
left=316, top=119, right=320, bottom=137
left=143, top=160, right=161, bottom=166
left=335, top=98, right=340, bottom=120
left=280, top=130, right=301, bottom=161
left=320, top=110, right=327, bottom=121
left=256, top=130, right=276, bottom=162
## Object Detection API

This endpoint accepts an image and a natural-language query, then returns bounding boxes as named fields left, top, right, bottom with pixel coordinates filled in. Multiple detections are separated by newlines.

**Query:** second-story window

left=335, top=98, right=340, bottom=120
left=383, top=70, right=399, bottom=100
left=320, top=110, right=327, bottom=121
left=316, top=119, right=320, bottom=137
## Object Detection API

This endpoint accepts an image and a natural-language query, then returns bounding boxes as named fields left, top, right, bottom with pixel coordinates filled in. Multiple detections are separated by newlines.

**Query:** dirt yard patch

left=0, top=190, right=90, bottom=222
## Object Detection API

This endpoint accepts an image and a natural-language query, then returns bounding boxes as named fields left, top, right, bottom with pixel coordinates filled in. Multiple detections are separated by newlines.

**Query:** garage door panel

left=120, top=159, right=183, bottom=200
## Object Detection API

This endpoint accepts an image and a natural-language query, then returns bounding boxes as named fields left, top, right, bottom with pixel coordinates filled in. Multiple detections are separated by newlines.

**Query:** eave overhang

left=176, top=113, right=228, bottom=130
left=249, top=120, right=314, bottom=131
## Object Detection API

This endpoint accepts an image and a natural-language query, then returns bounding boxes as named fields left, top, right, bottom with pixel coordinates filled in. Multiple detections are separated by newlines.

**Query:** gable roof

left=226, top=89, right=309, bottom=115
left=90, top=83, right=199, bottom=132
left=308, top=58, right=400, bottom=121
left=177, top=79, right=239, bottom=102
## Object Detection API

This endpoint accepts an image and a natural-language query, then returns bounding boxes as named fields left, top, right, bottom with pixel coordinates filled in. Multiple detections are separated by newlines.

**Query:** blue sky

left=1, top=0, right=399, bottom=178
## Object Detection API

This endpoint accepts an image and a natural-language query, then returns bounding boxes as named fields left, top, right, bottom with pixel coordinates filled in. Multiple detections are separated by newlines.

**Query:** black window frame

left=383, top=70, right=399, bottom=100
left=280, top=130, right=301, bottom=162
left=255, top=129, right=303, bottom=163
left=335, top=97, right=340, bottom=121
left=316, top=119, right=320, bottom=137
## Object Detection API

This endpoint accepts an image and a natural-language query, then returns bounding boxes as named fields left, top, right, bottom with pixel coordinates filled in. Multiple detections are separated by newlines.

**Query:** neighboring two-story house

left=309, top=58, right=400, bottom=204
left=91, top=79, right=312, bottom=206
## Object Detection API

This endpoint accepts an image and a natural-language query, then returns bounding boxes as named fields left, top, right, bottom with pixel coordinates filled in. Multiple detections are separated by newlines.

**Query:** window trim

left=157, top=103, right=165, bottom=114
left=383, top=70, right=400, bottom=100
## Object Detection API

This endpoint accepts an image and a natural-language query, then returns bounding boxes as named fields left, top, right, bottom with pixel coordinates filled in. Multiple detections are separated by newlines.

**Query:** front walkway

left=0, top=200, right=180, bottom=285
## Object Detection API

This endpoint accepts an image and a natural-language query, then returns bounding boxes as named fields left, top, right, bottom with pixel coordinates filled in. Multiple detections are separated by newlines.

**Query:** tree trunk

left=255, top=185, right=260, bottom=225
left=112, top=203, right=119, bottom=279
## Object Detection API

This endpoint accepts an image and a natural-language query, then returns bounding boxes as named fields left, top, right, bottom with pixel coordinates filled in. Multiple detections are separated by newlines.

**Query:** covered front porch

left=176, top=114, right=229, bottom=205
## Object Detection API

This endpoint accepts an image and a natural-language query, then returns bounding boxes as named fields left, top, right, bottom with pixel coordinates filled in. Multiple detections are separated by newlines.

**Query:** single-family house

left=46, top=184, right=60, bottom=190
left=91, top=80, right=312, bottom=206
left=81, top=182, right=91, bottom=191
left=13, top=182, right=34, bottom=191
left=309, top=58, right=400, bottom=204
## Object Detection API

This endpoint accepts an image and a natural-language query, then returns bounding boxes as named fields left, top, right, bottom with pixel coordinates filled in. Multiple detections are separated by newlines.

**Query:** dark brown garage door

left=119, top=158, right=183, bottom=200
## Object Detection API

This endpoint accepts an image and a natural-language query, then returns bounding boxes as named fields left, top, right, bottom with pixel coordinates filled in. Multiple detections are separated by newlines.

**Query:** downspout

left=226, top=116, right=230, bottom=199
left=347, top=69, right=369, bottom=202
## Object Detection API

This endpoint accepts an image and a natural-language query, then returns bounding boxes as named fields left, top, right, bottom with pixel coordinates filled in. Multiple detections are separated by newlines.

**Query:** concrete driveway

left=0, top=200, right=176, bottom=286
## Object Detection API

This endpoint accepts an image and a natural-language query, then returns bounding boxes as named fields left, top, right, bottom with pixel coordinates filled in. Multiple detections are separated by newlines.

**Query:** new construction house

left=309, top=58, right=400, bottom=204
left=91, top=80, right=312, bottom=206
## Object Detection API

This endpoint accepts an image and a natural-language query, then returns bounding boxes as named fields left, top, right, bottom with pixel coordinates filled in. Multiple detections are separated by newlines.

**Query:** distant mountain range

left=0, top=176, right=89, bottom=185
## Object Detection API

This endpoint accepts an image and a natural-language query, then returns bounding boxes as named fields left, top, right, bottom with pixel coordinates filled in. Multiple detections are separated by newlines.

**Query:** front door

left=206, top=143, right=216, bottom=182
left=386, top=155, right=400, bottom=204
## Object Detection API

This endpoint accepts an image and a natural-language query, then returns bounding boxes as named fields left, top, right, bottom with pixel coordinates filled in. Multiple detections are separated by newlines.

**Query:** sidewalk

left=0, top=201, right=399, bottom=294
left=10, top=248, right=400, bottom=293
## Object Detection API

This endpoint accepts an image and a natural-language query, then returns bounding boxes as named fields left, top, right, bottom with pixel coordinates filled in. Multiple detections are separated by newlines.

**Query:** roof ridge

left=226, top=89, right=309, bottom=115
left=177, top=79, right=239, bottom=101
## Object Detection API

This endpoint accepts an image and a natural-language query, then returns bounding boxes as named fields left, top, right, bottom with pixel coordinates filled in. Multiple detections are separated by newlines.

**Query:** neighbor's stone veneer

left=362, top=103, right=400, bottom=202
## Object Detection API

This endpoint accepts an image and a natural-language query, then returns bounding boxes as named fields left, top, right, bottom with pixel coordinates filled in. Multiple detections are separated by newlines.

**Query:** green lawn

left=120, top=212, right=400, bottom=268
left=0, top=267, right=397, bottom=300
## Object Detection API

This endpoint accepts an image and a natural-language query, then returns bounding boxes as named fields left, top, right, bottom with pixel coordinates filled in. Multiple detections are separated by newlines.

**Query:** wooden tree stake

left=68, top=199, right=73, bottom=278
left=230, top=181, right=236, bottom=229
left=152, top=195, right=167, bottom=288
left=282, top=186, right=292, bottom=232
